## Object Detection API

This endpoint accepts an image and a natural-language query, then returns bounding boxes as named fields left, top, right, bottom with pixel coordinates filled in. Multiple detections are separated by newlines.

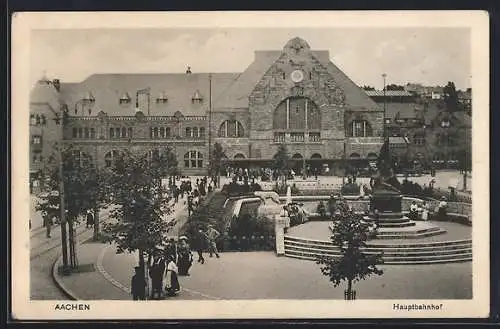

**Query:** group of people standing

left=131, top=225, right=222, bottom=301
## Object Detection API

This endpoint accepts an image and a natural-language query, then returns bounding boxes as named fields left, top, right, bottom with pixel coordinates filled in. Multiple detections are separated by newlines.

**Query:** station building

left=29, top=36, right=470, bottom=188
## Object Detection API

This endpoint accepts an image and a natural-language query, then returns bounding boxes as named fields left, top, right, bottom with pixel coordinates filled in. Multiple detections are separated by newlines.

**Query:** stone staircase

left=283, top=235, right=472, bottom=264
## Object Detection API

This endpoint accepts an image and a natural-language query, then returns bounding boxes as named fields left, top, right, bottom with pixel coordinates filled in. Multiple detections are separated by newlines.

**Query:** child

left=131, top=266, right=146, bottom=300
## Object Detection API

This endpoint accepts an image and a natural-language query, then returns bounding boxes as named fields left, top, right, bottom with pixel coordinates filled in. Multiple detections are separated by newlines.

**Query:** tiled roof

left=382, top=103, right=423, bottom=119
left=365, top=90, right=414, bottom=97
left=59, top=73, right=239, bottom=117
left=30, top=79, right=61, bottom=112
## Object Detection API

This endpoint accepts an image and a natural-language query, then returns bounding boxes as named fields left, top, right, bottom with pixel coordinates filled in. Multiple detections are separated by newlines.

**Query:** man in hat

left=192, top=229, right=207, bottom=264
left=206, top=224, right=220, bottom=258
left=131, top=266, right=147, bottom=300
left=149, top=248, right=166, bottom=299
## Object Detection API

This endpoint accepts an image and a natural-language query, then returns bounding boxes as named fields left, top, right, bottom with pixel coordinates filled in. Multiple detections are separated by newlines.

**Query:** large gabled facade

left=30, top=37, right=390, bottom=188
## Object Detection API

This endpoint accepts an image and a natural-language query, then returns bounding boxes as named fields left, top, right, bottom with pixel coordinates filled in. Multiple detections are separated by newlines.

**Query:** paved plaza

left=33, top=171, right=473, bottom=300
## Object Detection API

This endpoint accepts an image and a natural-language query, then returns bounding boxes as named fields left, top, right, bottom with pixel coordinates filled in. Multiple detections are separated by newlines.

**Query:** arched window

left=347, top=120, right=373, bottom=137
left=311, top=153, right=322, bottom=159
left=122, top=127, right=127, bottom=138
left=127, top=127, right=133, bottom=138
left=193, top=127, right=199, bottom=138
left=186, top=127, right=192, bottom=138
left=152, top=127, right=158, bottom=139
left=350, top=153, right=361, bottom=158
left=273, top=97, right=320, bottom=130
left=199, top=127, right=205, bottom=138
left=72, top=128, right=78, bottom=138
left=85, top=128, right=90, bottom=139
left=160, top=127, right=165, bottom=138
left=292, top=153, right=303, bottom=159
left=165, top=127, right=171, bottom=138
left=184, top=151, right=203, bottom=168
left=367, top=152, right=378, bottom=159
left=105, top=150, right=121, bottom=167
left=110, top=128, right=115, bottom=139
left=90, top=128, right=96, bottom=139
left=78, top=128, right=83, bottom=138
left=115, top=128, right=120, bottom=139
left=234, top=153, right=245, bottom=159
left=218, top=120, right=244, bottom=138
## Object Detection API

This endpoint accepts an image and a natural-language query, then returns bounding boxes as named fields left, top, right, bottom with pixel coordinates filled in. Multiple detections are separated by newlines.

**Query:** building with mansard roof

left=29, top=37, right=471, bottom=188
left=30, top=37, right=386, bottom=183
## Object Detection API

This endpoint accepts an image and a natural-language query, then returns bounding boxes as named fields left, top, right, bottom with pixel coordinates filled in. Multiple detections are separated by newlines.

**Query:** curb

left=51, top=234, right=94, bottom=300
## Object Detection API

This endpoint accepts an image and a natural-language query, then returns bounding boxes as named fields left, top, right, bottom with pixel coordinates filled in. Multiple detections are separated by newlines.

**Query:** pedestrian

left=86, top=209, right=94, bottom=229
left=177, top=236, right=193, bottom=276
left=43, top=212, right=52, bottom=238
left=149, top=249, right=166, bottom=300
left=164, top=255, right=180, bottom=297
left=438, top=196, right=448, bottom=221
left=192, top=229, right=206, bottom=264
left=206, top=224, right=220, bottom=258
left=131, top=266, right=147, bottom=301
left=421, top=201, right=429, bottom=221
left=409, top=201, right=419, bottom=221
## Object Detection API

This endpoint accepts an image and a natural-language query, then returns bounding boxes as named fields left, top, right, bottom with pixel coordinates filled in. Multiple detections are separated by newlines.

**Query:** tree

left=210, top=142, right=226, bottom=187
left=36, top=143, right=107, bottom=268
left=362, top=85, right=375, bottom=91
left=443, top=81, right=462, bottom=112
left=102, top=150, right=174, bottom=292
left=316, top=209, right=384, bottom=300
left=273, top=144, right=290, bottom=182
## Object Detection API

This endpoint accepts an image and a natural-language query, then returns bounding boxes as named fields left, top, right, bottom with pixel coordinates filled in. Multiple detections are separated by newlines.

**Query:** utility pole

left=57, top=140, right=69, bottom=274
left=208, top=73, right=213, bottom=181
left=93, top=142, right=100, bottom=241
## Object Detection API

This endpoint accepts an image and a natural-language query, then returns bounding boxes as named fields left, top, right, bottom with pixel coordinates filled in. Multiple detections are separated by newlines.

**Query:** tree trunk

left=347, top=279, right=353, bottom=300
left=463, top=172, right=467, bottom=191
left=138, top=249, right=149, bottom=300
left=93, top=205, right=100, bottom=241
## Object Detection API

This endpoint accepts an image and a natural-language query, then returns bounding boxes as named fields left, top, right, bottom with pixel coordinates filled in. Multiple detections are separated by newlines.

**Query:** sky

left=30, top=27, right=471, bottom=90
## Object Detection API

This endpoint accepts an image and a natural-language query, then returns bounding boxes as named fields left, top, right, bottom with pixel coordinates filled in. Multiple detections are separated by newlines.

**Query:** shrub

left=341, top=183, right=360, bottom=196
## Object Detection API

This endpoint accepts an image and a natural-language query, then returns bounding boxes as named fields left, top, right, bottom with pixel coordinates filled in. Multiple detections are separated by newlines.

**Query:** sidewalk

left=52, top=197, right=189, bottom=300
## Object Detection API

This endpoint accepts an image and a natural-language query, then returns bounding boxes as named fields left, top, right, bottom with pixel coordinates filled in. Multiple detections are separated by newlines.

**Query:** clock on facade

left=290, top=70, right=304, bottom=83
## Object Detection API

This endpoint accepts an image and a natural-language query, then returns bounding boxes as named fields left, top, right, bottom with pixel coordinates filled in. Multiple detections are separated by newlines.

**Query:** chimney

left=52, top=79, right=60, bottom=91
left=186, top=66, right=192, bottom=74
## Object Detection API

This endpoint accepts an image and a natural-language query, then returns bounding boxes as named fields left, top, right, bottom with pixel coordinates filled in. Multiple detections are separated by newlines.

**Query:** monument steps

left=376, top=222, right=416, bottom=228
left=284, top=252, right=472, bottom=265
left=284, top=243, right=472, bottom=256
left=373, top=229, right=447, bottom=240
left=283, top=235, right=472, bottom=264
left=284, top=235, right=471, bottom=249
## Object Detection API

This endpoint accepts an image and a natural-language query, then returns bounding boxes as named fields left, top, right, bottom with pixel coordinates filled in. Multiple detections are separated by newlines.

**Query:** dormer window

left=440, top=120, right=451, bottom=128
left=192, top=90, right=203, bottom=104
left=156, top=92, right=168, bottom=104
left=83, top=91, right=95, bottom=103
left=119, top=92, right=131, bottom=105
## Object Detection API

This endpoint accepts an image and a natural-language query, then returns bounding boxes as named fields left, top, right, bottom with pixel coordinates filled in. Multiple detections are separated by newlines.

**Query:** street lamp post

left=208, top=73, right=213, bottom=181
left=382, top=73, right=387, bottom=138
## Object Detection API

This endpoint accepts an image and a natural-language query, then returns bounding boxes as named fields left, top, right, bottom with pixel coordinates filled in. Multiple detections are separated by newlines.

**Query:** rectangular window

left=309, top=132, right=321, bottom=142
left=33, top=136, right=41, bottom=144
left=72, top=128, right=78, bottom=138
left=274, top=132, right=285, bottom=143
left=110, top=128, right=115, bottom=139
left=85, top=128, right=90, bottom=139
left=184, top=160, right=190, bottom=168
left=197, top=160, right=203, bottom=168
left=165, top=127, right=171, bottom=137
left=90, top=128, right=96, bottom=139
left=290, top=132, right=304, bottom=143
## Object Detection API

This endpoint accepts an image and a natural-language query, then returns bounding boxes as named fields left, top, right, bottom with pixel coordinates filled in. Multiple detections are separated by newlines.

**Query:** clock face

left=290, top=70, right=304, bottom=83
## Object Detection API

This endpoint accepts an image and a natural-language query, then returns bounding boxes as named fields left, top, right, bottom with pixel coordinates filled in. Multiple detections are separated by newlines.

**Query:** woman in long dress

left=421, top=201, right=429, bottom=221
left=177, top=236, right=193, bottom=276
left=164, top=255, right=180, bottom=297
